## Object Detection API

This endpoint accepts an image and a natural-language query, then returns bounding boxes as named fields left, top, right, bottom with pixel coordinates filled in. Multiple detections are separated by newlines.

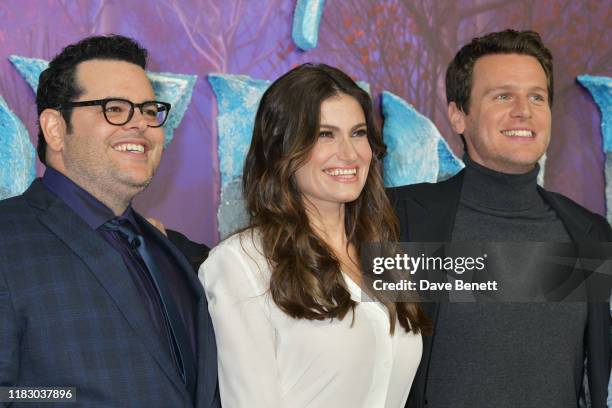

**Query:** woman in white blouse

left=199, top=63, right=429, bottom=407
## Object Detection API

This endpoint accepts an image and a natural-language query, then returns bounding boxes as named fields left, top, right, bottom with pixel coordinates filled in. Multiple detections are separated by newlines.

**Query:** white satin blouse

left=198, top=231, right=422, bottom=408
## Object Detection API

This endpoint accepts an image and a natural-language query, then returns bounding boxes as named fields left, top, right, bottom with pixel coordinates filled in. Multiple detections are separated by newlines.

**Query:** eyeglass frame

left=57, top=98, right=172, bottom=128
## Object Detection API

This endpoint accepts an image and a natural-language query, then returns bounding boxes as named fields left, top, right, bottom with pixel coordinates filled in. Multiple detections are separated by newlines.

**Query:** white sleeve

left=199, top=240, right=284, bottom=408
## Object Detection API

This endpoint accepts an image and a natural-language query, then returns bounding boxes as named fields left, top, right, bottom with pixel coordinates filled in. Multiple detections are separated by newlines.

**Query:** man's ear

left=448, top=102, right=466, bottom=134
left=39, top=108, right=67, bottom=153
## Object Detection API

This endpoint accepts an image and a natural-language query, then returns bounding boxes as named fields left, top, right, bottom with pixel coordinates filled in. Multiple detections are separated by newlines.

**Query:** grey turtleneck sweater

left=426, top=156, right=587, bottom=408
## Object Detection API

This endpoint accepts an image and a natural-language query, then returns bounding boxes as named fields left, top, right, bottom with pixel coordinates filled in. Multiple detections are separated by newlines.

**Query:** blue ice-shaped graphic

left=208, top=74, right=271, bottom=185
left=8, top=55, right=48, bottom=92
left=577, top=74, right=612, bottom=222
left=147, top=71, right=197, bottom=147
left=0, top=96, right=36, bottom=199
left=208, top=73, right=271, bottom=238
left=381, top=91, right=463, bottom=187
left=577, top=75, right=612, bottom=152
left=292, top=0, right=326, bottom=50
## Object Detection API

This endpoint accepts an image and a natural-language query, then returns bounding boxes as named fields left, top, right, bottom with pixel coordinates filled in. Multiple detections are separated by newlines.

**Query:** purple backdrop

left=1, top=0, right=611, bottom=246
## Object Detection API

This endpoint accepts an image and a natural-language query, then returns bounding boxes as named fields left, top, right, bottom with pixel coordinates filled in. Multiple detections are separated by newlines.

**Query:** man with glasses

left=0, top=35, right=219, bottom=407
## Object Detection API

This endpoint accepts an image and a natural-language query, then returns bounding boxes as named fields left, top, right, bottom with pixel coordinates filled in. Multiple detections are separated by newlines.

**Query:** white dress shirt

left=199, top=231, right=422, bottom=408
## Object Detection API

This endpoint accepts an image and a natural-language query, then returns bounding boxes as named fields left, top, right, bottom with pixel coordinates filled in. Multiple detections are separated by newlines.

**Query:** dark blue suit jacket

left=0, top=180, right=220, bottom=407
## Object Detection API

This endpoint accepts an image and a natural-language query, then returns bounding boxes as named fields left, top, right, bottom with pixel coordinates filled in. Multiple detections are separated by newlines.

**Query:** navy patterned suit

left=0, top=179, right=220, bottom=407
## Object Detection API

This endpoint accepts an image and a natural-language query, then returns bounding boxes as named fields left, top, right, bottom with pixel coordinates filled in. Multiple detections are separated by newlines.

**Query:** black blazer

left=389, top=171, right=611, bottom=408
left=167, top=229, right=210, bottom=274
left=0, top=180, right=220, bottom=407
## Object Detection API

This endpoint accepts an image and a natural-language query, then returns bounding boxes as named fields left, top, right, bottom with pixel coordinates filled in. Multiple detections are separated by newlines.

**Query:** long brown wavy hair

left=242, top=63, right=429, bottom=334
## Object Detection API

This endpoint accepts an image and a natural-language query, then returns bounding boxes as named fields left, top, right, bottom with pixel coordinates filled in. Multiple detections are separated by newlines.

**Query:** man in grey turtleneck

left=390, top=29, right=611, bottom=408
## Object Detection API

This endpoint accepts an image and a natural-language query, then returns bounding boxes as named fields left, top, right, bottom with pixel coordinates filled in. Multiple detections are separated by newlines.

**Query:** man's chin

left=117, top=175, right=153, bottom=193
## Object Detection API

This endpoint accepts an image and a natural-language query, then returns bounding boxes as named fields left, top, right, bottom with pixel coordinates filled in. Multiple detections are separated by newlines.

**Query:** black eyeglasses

left=58, top=98, right=172, bottom=128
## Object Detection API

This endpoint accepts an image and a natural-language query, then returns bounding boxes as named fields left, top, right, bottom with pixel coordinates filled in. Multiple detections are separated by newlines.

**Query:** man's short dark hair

left=36, top=35, right=148, bottom=165
left=445, top=29, right=553, bottom=114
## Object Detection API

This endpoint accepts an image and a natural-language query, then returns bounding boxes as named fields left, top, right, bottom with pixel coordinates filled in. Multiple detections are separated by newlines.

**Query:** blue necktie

left=104, top=218, right=196, bottom=397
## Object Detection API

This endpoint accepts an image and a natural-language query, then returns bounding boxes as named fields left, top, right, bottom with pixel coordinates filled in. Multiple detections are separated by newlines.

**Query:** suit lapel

left=25, top=181, right=189, bottom=400
left=136, top=214, right=217, bottom=408
left=538, top=188, right=612, bottom=302
left=538, top=187, right=593, bottom=241
left=390, top=173, right=466, bottom=336
left=404, top=172, right=464, bottom=242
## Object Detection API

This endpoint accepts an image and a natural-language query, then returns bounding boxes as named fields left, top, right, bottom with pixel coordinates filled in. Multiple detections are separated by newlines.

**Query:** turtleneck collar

left=460, top=154, right=542, bottom=211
